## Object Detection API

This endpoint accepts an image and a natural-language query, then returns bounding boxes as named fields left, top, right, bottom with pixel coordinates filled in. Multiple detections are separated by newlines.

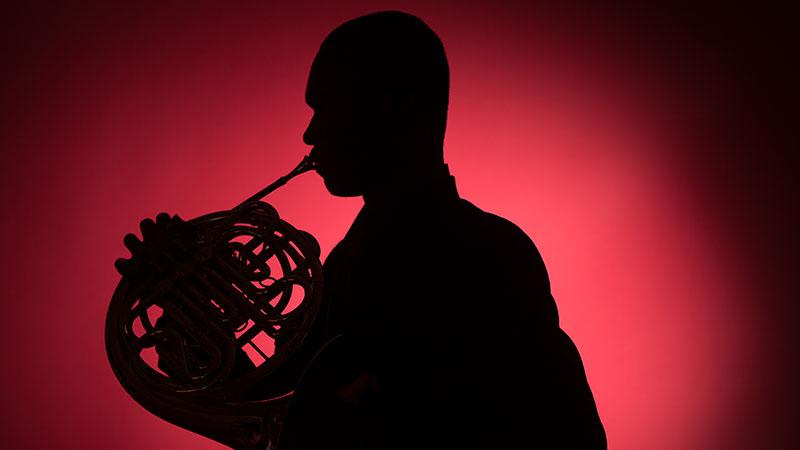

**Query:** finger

left=114, top=257, right=131, bottom=275
left=123, top=233, right=142, bottom=253
left=140, top=218, right=157, bottom=238
left=156, top=212, right=171, bottom=225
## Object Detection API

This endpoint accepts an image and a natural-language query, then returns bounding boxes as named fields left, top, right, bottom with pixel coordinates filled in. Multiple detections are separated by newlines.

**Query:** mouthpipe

left=237, top=155, right=316, bottom=208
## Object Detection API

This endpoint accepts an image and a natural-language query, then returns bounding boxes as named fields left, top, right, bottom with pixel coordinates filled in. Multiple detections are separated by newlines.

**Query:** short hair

left=320, top=11, right=450, bottom=146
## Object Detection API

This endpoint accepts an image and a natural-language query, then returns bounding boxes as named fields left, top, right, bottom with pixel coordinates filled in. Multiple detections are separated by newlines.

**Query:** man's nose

left=303, top=113, right=319, bottom=146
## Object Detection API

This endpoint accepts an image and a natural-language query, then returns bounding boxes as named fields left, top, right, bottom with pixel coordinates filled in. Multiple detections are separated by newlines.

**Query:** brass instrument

left=105, top=156, right=322, bottom=450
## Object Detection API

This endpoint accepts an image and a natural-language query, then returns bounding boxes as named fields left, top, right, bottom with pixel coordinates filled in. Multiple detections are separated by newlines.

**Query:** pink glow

left=2, top=3, right=773, bottom=450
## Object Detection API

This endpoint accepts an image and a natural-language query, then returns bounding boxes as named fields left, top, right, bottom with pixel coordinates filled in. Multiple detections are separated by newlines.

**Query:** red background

left=2, top=2, right=797, bottom=449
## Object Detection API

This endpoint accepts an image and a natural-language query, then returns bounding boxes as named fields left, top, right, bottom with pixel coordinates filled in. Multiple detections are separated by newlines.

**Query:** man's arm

left=484, top=219, right=607, bottom=449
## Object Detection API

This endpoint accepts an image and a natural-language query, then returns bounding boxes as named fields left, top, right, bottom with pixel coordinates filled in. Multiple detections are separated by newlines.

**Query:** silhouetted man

left=283, top=11, right=606, bottom=450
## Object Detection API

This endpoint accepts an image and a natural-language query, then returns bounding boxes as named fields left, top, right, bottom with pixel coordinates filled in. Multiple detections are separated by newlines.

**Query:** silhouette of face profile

left=304, top=45, right=378, bottom=197
left=303, top=11, right=450, bottom=198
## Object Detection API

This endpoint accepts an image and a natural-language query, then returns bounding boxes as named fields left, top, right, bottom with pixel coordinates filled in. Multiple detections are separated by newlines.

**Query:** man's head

left=303, top=11, right=450, bottom=197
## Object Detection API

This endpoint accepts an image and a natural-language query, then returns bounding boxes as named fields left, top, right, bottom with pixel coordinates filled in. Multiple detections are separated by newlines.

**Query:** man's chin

left=323, top=178, right=363, bottom=197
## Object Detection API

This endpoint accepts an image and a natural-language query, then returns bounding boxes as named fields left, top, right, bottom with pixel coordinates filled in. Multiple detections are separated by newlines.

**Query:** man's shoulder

left=453, top=198, right=548, bottom=271
left=449, top=198, right=538, bottom=248
left=448, top=199, right=556, bottom=324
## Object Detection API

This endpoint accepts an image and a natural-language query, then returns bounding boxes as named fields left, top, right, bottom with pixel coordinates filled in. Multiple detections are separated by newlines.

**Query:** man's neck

left=361, top=162, right=455, bottom=208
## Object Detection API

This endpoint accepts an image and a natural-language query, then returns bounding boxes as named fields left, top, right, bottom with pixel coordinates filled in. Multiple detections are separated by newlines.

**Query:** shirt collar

left=346, top=163, right=459, bottom=238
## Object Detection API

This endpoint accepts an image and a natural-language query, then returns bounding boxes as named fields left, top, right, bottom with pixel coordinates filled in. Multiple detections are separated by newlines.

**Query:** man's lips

left=309, top=147, right=324, bottom=174
left=312, top=161, right=326, bottom=178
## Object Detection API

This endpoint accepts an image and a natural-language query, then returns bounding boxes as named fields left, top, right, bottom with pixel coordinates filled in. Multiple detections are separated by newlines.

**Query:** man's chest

left=322, top=229, right=481, bottom=338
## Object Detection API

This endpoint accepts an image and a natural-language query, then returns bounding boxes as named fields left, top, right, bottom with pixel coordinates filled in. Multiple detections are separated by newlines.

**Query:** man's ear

left=379, top=92, right=396, bottom=115
left=379, top=91, right=417, bottom=116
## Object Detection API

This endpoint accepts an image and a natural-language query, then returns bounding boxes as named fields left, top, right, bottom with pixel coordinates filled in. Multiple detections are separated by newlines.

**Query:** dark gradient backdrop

left=2, top=2, right=797, bottom=450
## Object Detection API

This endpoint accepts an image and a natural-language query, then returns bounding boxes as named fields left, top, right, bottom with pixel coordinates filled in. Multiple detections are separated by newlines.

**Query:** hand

left=335, top=371, right=381, bottom=406
left=115, top=212, right=197, bottom=283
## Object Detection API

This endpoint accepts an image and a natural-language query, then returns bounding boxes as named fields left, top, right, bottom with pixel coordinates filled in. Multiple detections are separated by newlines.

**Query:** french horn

left=105, top=155, right=323, bottom=450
